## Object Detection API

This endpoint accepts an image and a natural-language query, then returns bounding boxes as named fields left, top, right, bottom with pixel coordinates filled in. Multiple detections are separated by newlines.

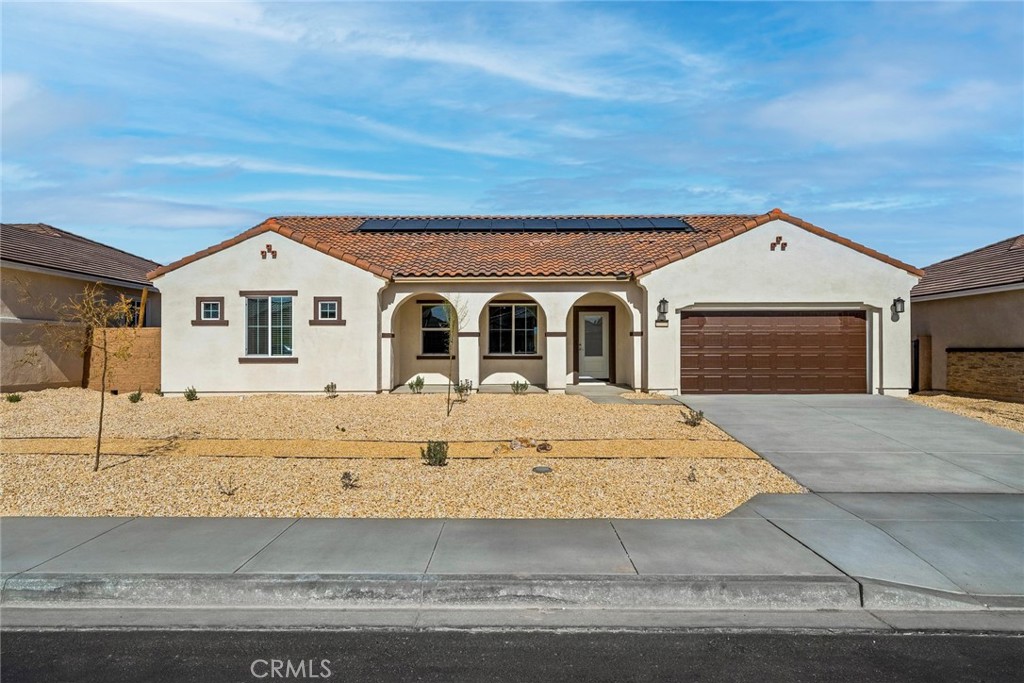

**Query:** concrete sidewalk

left=3, top=493, right=1022, bottom=630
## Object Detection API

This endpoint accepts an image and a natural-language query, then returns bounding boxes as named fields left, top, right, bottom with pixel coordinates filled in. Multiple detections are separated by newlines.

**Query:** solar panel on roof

left=649, top=217, right=690, bottom=230
left=425, top=219, right=462, bottom=229
left=457, top=219, right=493, bottom=230
left=358, top=219, right=398, bottom=231
left=394, top=219, right=430, bottom=230
left=585, top=219, right=621, bottom=230
left=491, top=219, right=525, bottom=231
left=553, top=219, right=588, bottom=229
left=522, top=218, right=557, bottom=229
left=618, top=218, right=654, bottom=229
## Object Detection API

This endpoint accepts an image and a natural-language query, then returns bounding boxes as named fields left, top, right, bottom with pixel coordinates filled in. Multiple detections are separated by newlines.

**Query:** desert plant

left=420, top=440, right=449, bottom=466
left=407, top=375, right=425, bottom=394
left=324, top=381, right=338, bottom=398
left=217, top=476, right=241, bottom=496
left=128, top=389, right=143, bottom=403
left=687, top=464, right=698, bottom=483
left=341, top=471, right=360, bottom=489
left=510, top=380, right=530, bottom=395
left=184, top=386, right=199, bottom=401
left=682, top=409, right=704, bottom=427
left=5, top=393, right=22, bottom=403
left=455, top=379, right=473, bottom=402
left=155, top=386, right=164, bottom=397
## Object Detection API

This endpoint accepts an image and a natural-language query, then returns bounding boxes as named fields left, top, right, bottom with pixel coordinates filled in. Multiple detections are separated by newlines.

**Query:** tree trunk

left=94, top=330, right=107, bottom=472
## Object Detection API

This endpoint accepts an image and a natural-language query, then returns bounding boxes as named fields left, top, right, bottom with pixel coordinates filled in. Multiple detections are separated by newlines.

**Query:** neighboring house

left=1, top=223, right=161, bottom=391
left=148, top=208, right=921, bottom=396
left=911, top=235, right=1024, bottom=402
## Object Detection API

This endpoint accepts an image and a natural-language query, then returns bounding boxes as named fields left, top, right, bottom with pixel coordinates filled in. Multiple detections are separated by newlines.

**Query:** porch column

left=380, top=333, right=394, bottom=392
left=546, top=332, right=567, bottom=393
left=458, top=333, right=480, bottom=390
left=632, top=331, right=643, bottom=391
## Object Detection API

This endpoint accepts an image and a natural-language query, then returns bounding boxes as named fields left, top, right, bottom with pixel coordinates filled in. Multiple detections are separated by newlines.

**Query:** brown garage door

left=680, top=311, right=867, bottom=394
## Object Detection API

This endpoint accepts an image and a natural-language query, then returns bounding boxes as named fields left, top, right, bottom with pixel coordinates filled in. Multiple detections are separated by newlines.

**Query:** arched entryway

left=390, top=293, right=459, bottom=388
left=477, top=293, right=547, bottom=387
left=565, top=293, right=635, bottom=387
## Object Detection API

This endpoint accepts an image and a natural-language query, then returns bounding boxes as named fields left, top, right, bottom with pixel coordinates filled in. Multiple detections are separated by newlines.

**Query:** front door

left=578, top=311, right=610, bottom=380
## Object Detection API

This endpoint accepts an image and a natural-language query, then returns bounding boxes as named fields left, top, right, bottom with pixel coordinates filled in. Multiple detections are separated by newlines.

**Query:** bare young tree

left=16, top=280, right=138, bottom=471
left=442, top=296, right=469, bottom=417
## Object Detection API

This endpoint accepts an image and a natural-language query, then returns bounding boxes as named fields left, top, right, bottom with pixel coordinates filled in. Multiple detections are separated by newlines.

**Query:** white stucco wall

left=639, top=220, right=920, bottom=395
left=154, top=233, right=385, bottom=393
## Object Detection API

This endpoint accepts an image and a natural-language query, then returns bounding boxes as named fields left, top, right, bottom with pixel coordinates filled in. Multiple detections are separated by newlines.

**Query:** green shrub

left=408, top=375, right=425, bottom=394
left=682, top=409, right=704, bottom=427
left=341, top=471, right=360, bottom=489
left=455, top=379, right=473, bottom=401
left=128, top=389, right=143, bottom=404
left=510, top=381, right=529, bottom=395
left=5, top=393, right=22, bottom=403
left=184, top=386, right=199, bottom=401
left=420, top=440, right=449, bottom=466
left=155, top=387, right=164, bottom=397
left=324, top=381, right=338, bottom=398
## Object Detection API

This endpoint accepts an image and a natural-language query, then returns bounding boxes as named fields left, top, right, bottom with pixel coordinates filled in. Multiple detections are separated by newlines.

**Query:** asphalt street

left=2, top=629, right=1022, bottom=683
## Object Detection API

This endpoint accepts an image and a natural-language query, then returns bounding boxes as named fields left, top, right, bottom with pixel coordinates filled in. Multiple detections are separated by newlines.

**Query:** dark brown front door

left=680, top=311, right=867, bottom=394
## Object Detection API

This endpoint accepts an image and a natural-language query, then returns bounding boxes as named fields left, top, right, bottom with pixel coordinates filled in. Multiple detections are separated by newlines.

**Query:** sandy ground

left=0, top=453, right=802, bottom=519
left=908, top=392, right=1024, bottom=434
left=0, top=388, right=732, bottom=442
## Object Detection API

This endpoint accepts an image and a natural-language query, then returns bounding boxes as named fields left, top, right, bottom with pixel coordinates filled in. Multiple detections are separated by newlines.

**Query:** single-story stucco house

left=911, top=234, right=1024, bottom=402
left=147, top=208, right=922, bottom=396
left=1, top=222, right=161, bottom=392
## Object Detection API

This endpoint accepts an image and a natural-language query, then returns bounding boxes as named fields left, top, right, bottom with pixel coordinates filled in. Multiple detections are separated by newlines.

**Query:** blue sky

left=2, top=1, right=1021, bottom=267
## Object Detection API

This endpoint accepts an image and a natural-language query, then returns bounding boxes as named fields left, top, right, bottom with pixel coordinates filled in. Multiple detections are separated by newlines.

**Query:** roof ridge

left=922, top=234, right=1024, bottom=269
left=1, top=222, right=161, bottom=268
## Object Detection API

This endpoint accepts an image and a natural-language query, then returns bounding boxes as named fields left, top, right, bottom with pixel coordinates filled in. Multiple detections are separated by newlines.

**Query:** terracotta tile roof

left=147, top=209, right=923, bottom=281
left=1, top=223, right=160, bottom=288
left=911, top=234, right=1024, bottom=298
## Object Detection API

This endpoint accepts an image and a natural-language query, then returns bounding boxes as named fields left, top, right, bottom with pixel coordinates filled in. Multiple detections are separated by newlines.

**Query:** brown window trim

left=630, top=331, right=643, bottom=337
left=310, top=296, right=346, bottom=326
left=417, top=298, right=444, bottom=304
left=545, top=331, right=567, bottom=338
left=238, top=357, right=299, bottom=364
left=572, top=305, right=616, bottom=383
left=239, top=290, right=298, bottom=297
left=483, top=354, right=544, bottom=360
left=192, top=297, right=228, bottom=326
left=417, top=354, right=456, bottom=360
left=457, top=332, right=481, bottom=338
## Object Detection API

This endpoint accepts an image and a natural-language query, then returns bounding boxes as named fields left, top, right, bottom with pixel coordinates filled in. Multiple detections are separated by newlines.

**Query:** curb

left=1, top=573, right=861, bottom=611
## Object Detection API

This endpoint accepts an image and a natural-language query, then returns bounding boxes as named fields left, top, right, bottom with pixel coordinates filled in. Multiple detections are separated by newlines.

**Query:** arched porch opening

left=478, top=293, right=548, bottom=388
left=390, top=293, right=458, bottom=389
left=565, top=292, right=637, bottom=388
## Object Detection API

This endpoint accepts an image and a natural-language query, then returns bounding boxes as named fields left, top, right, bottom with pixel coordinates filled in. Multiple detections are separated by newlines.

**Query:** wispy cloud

left=137, top=154, right=419, bottom=181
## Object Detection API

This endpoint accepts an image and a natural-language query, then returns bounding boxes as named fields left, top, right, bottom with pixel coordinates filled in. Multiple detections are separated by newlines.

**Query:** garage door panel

left=680, top=311, right=866, bottom=394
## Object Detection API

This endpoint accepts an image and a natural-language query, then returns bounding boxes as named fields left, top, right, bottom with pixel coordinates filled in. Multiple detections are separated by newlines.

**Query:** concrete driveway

left=676, top=395, right=1023, bottom=493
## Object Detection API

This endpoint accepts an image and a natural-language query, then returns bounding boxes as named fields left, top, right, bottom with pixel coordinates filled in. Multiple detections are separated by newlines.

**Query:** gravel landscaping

left=0, top=453, right=802, bottom=519
left=908, top=392, right=1024, bottom=434
left=0, top=388, right=732, bottom=442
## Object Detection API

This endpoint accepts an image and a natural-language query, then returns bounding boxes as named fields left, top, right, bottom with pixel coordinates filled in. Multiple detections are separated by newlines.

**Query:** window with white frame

left=421, top=304, right=450, bottom=355
left=246, top=296, right=292, bottom=356
left=201, top=300, right=221, bottom=321
left=488, top=304, right=538, bottom=355
left=318, top=300, right=338, bottom=320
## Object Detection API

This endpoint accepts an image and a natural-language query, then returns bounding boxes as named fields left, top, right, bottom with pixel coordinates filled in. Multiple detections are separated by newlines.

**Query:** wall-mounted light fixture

left=656, top=298, right=669, bottom=326
left=891, top=296, right=905, bottom=321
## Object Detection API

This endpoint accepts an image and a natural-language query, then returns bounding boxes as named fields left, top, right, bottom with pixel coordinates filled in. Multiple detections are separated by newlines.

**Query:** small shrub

left=421, top=440, right=449, bottom=466
left=455, top=379, right=473, bottom=401
left=510, top=380, right=529, bottom=395
left=324, top=381, right=338, bottom=398
left=341, top=471, right=360, bottom=489
left=128, top=389, right=143, bottom=403
left=217, top=476, right=240, bottom=496
left=5, top=393, right=22, bottom=403
left=687, top=464, right=698, bottom=483
left=407, top=375, right=425, bottom=394
left=184, top=386, right=199, bottom=401
left=155, top=386, right=164, bottom=397
left=681, top=408, right=704, bottom=427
